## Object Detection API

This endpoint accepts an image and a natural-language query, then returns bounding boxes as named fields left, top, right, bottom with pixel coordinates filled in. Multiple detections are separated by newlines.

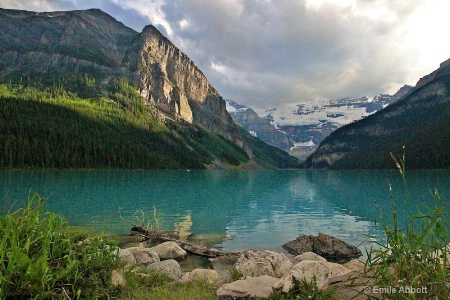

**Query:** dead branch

left=119, top=208, right=241, bottom=258
left=128, top=224, right=241, bottom=258
left=153, top=206, right=159, bottom=233
left=154, top=235, right=242, bottom=258
left=118, top=208, right=151, bottom=238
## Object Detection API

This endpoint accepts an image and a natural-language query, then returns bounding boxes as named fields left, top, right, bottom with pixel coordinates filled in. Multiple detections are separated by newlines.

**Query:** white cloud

left=397, top=0, right=450, bottom=83
left=111, top=0, right=173, bottom=35
left=0, top=0, right=75, bottom=11
left=179, top=19, right=188, bottom=30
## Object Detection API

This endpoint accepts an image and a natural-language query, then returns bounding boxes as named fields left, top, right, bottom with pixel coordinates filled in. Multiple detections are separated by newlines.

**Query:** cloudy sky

left=2, top=0, right=450, bottom=109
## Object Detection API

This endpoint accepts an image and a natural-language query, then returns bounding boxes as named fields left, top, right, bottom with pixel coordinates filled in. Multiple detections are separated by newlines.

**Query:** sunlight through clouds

left=399, top=0, right=450, bottom=81
left=110, top=0, right=173, bottom=35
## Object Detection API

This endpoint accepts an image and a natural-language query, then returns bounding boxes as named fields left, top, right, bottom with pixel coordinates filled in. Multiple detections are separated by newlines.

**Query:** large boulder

left=127, top=247, right=160, bottom=266
left=291, top=252, right=327, bottom=265
left=118, top=248, right=137, bottom=268
left=282, top=233, right=362, bottom=262
left=182, top=269, right=219, bottom=285
left=146, top=259, right=183, bottom=281
left=274, top=260, right=330, bottom=292
left=217, top=275, right=278, bottom=300
left=234, top=249, right=292, bottom=278
left=327, top=262, right=352, bottom=279
left=343, top=260, right=365, bottom=272
left=328, top=270, right=377, bottom=300
left=150, top=241, right=187, bottom=260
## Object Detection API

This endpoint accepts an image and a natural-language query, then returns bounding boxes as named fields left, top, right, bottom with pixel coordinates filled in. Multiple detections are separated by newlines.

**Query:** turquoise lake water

left=1, top=169, right=449, bottom=255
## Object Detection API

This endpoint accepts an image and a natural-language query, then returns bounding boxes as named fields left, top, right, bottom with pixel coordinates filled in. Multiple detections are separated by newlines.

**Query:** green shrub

left=0, top=193, right=120, bottom=299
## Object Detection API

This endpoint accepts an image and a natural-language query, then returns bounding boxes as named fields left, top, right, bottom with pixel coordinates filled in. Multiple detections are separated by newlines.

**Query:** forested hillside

left=0, top=77, right=297, bottom=169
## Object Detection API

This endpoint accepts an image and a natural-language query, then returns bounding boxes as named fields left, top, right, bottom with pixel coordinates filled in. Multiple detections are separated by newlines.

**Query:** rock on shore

left=116, top=233, right=366, bottom=299
left=282, top=232, right=362, bottom=262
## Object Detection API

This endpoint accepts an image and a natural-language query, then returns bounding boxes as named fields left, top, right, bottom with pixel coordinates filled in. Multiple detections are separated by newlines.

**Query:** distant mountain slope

left=225, top=99, right=293, bottom=150
left=304, top=60, right=450, bottom=169
left=262, top=91, right=405, bottom=149
left=0, top=8, right=299, bottom=169
left=225, top=86, right=411, bottom=161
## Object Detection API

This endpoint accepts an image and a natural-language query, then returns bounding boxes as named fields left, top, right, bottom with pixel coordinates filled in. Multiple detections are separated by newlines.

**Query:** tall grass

left=365, top=150, right=450, bottom=299
left=0, top=193, right=119, bottom=299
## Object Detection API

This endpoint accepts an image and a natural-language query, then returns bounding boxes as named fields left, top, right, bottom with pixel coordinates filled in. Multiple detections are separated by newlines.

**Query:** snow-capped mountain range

left=226, top=85, right=413, bottom=160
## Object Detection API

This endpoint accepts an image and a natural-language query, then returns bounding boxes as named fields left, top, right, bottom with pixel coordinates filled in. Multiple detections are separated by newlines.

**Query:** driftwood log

left=152, top=235, right=242, bottom=258
left=122, top=216, right=242, bottom=258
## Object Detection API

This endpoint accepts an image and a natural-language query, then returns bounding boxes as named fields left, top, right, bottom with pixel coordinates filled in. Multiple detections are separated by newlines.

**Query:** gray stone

left=291, top=252, right=327, bottom=265
left=282, top=233, right=362, bottom=262
left=343, top=260, right=365, bottom=272
left=127, top=247, right=160, bottom=266
left=329, top=271, right=377, bottom=300
left=146, top=259, right=183, bottom=281
left=150, top=241, right=187, bottom=260
left=274, top=260, right=330, bottom=292
left=118, top=248, right=137, bottom=268
left=217, top=275, right=278, bottom=299
left=181, top=269, right=219, bottom=285
left=327, top=262, right=352, bottom=279
left=234, top=249, right=292, bottom=278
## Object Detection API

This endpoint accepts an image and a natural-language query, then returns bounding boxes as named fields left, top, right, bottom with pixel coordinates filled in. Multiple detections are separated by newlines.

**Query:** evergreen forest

left=0, top=75, right=299, bottom=170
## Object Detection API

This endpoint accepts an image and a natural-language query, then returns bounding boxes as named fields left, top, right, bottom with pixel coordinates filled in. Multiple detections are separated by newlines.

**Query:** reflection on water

left=174, top=213, right=193, bottom=240
left=1, top=169, right=449, bottom=257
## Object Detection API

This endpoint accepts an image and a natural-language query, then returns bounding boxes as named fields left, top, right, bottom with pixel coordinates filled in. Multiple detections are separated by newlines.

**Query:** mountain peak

left=440, top=57, right=450, bottom=68
left=391, top=84, right=413, bottom=102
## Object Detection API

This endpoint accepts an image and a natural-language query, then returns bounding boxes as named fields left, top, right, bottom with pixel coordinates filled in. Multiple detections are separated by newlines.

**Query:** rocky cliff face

left=304, top=60, right=450, bottom=169
left=133, top=26, right=239, bottom=142
left=0, top=8, right=243, bottom=149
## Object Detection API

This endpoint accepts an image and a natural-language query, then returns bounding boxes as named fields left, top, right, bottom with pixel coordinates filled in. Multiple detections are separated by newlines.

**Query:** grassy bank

left=0, top=193, right=218, bottom=299
left=0, top=192, right=336, bottom=299
left=0, top=193, right=119, bottom=299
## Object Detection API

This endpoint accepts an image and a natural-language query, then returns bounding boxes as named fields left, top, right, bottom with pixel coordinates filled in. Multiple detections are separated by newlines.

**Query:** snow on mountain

left=225, top=99, right=293, bottom=150
left=225, top=85, right=413, bottom=160
left=225, top=100, right=237, bottom=113
left=260, top=96, right=389, bottom=128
